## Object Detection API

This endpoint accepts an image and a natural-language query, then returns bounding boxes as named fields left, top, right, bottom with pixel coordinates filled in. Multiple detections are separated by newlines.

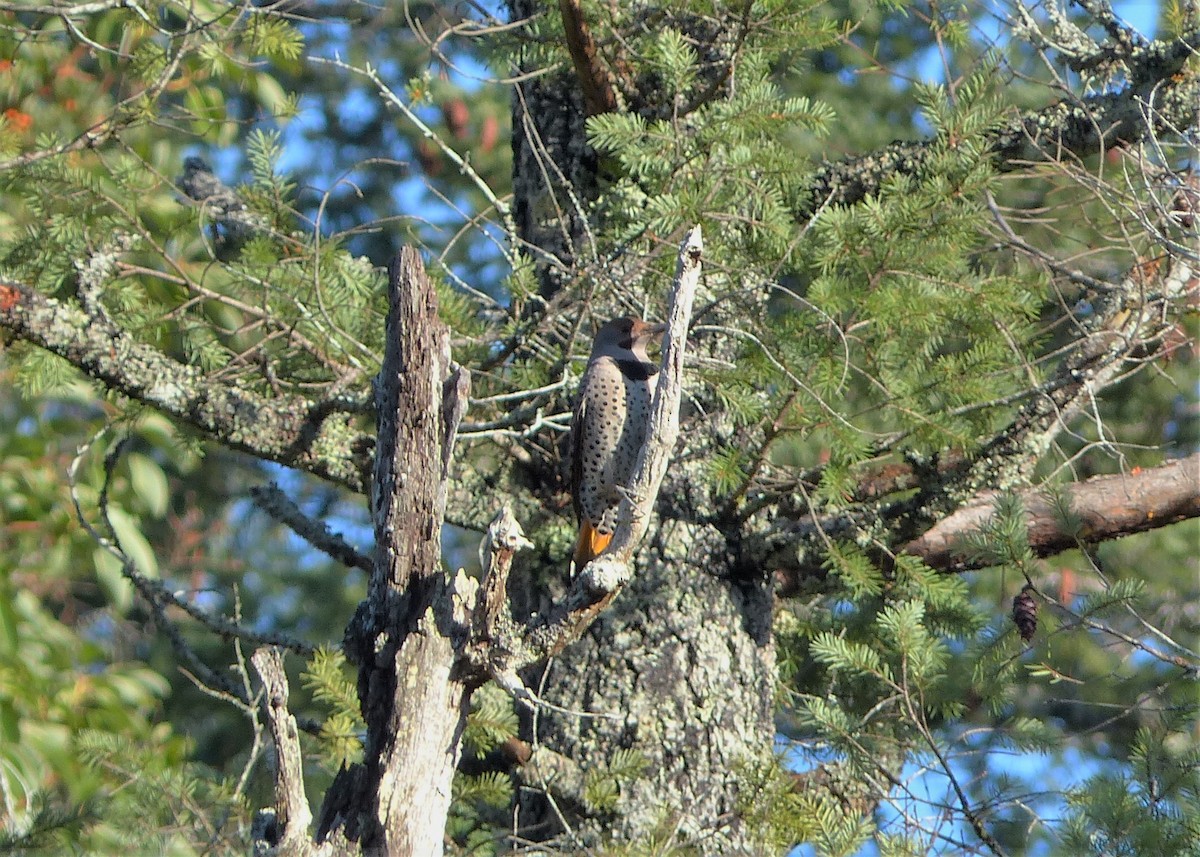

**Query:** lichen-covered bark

left=520, top=529, right=776, bottom=852
left=802, top=30, right=1199, bottom=216
left=502, top=5, right=779, bottom=852
left=0, top=280, right=373, bottom=491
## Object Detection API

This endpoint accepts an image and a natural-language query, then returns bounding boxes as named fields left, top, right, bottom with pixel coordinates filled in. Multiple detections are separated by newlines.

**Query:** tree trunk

left=317, top=248, right=474, bottom=856
left=501, top=6, right=779, bottom=851
left=521, top=532, right=776, bottom=852
left=507, top=0, right=596, bottom=299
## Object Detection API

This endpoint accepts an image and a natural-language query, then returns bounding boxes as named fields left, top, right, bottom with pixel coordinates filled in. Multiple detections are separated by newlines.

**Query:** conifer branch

left=902, top=453, right=1200, bottom=573
left=801, top=28, right=1199, bottom=216
left=0, top=279, right=374, bottom=492
left=762, top=247, right=1198, bottom=590
left=913, top=251, right=1196, bottom=524
left=773, top=455, right=1200, bottom=593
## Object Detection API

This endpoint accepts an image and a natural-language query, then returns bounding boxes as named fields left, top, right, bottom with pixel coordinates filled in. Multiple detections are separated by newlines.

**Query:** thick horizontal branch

left=772, top=455, right=1199, bottom=594
left=903, top=454, right=1200, bottom=573
left=801, top=29, right=1199, bottom=215
left=0, top=280, right=373, bottom=492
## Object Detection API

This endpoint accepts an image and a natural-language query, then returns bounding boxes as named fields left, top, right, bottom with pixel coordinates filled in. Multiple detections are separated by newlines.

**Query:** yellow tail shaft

left=573, top=519, right=614, bottom=571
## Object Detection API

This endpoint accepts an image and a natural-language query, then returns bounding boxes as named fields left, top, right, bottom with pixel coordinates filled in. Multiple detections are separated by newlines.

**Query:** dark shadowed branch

left=557, top=0, right=618, bottom=115
left=250, top=483, right=373, bottom=573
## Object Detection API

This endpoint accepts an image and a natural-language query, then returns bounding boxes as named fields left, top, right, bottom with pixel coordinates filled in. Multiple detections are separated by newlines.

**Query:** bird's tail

left=573, top=520, right=613, bottom=572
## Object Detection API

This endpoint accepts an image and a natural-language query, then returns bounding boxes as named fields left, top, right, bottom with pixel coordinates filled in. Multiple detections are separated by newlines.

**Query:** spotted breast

left=570, top=317, right=665, bottom=569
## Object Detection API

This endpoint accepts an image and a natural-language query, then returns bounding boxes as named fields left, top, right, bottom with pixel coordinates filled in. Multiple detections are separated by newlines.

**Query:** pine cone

left=1012, top=585, right=1038, bottom=642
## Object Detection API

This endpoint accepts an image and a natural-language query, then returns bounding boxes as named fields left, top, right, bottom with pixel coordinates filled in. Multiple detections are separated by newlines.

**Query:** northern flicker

left=570, top=316, right=666, bottom=570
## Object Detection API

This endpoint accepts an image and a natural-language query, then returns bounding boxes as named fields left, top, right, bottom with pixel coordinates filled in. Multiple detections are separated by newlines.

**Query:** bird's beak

left=645, top=322, right=667, bottom=339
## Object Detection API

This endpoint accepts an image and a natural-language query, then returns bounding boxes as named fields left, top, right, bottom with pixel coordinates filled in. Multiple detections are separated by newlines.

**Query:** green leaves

left=960, top=491, right=1034, bottom=569
left=586, top=48, right=833, bottom=261
left=1060, top=722, right=1200, bottom=857
left=647, top=28, right=698, bottom=94
left=244, top=15, right=305, bottom=63
left=582, top=748, right=650, bottom=813
left=811, top=632, right=886, bottom=679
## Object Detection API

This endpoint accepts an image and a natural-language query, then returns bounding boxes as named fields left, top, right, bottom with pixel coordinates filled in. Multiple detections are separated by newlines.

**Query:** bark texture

left=507, top=0, right=597, bottom=299
left=0, top=280, right=372, bottom=491
left=251, top=648, right=317, bottom=857
left=904, top=453, right=1200, bottom=573
left=521, top=533, right=776, bottom=851
left=317, top=249, right=474, bottom=856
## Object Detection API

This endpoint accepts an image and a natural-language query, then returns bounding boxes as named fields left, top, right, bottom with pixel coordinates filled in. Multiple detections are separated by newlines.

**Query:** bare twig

left=251, top=483, right=372, bottom=573
left=312, top=55, right=518, bottom=253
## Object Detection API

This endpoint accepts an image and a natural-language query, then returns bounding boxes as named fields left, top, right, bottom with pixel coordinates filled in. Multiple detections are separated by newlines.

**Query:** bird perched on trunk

left=570, top=316, right=666, bottom=570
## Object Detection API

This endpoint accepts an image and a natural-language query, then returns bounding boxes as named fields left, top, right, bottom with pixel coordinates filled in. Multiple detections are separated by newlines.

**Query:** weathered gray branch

left=467, top=227, right=702, bottom=679
left=316, top=248, right=476, bottom=856
left=251, top=647, right=317, bottom=857
left=475, top=507, right=533, bottom=644
left=0, top=280, right=373, bottom=492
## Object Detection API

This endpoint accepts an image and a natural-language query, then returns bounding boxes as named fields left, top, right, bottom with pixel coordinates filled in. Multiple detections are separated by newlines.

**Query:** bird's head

left=592, top=316, right=667, bottom=359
